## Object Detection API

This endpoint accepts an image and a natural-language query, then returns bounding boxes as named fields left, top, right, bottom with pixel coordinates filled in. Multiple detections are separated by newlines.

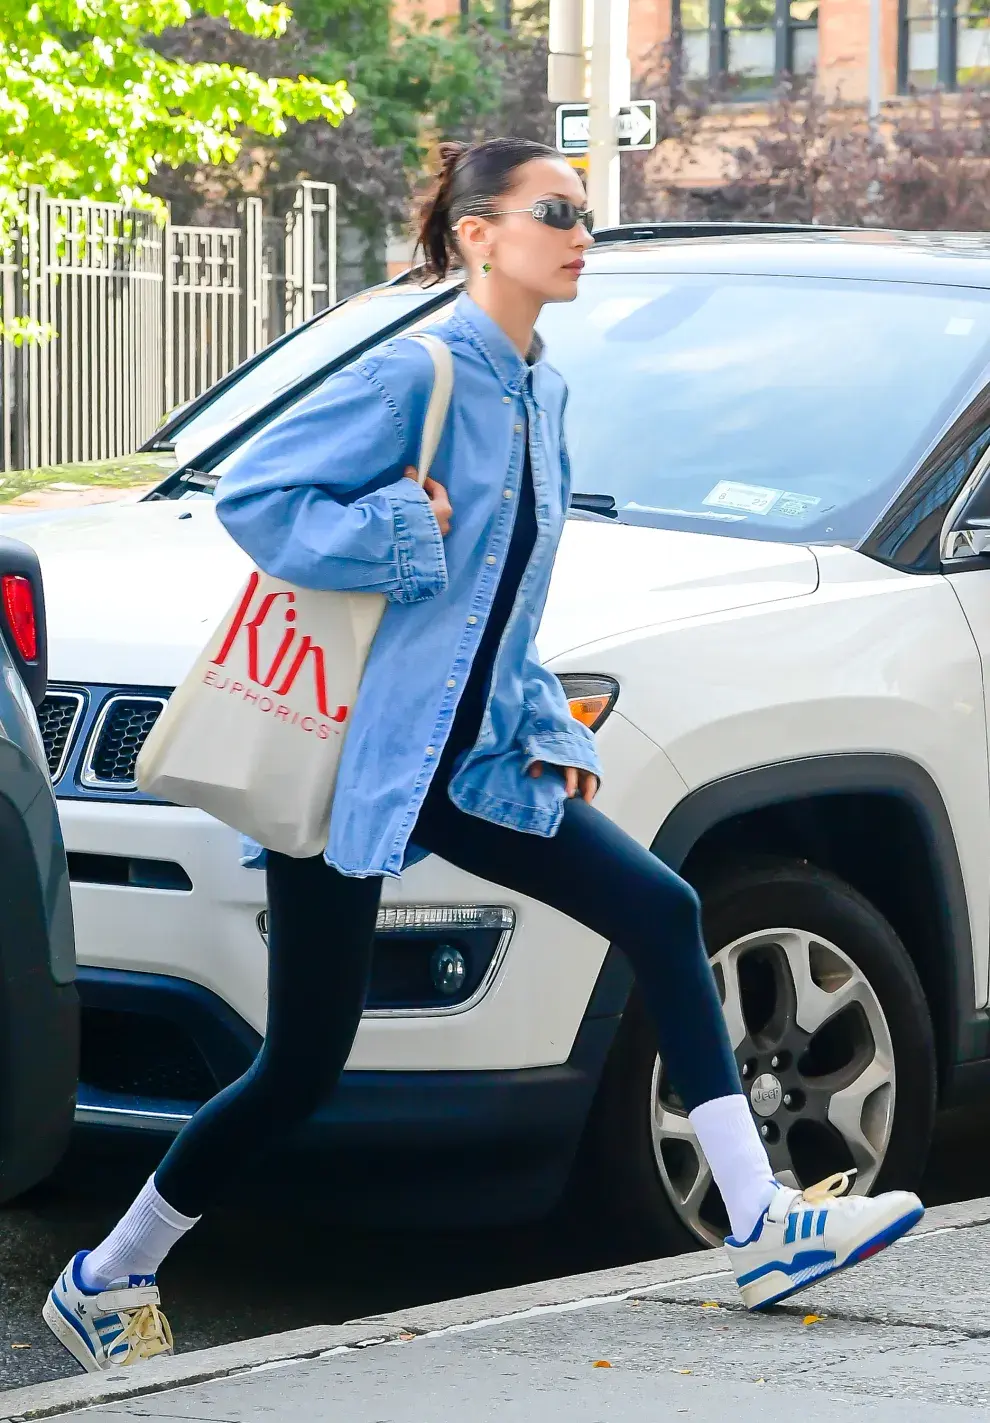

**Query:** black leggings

left=154, top=788, right=741, bottom=1217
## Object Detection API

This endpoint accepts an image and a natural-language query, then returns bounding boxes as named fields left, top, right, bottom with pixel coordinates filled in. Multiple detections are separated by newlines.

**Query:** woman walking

left=45, top=137, right=923, bottom=1371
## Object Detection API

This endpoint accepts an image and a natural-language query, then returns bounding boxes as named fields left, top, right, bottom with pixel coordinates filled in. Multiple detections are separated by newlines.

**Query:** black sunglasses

left=486, top=198, right=595, bottom=232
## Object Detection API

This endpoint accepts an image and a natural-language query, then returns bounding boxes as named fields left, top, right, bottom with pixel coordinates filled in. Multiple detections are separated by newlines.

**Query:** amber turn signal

left=568, top=693, right=612, bottom=728
left=559, top=674, right=619, bottom=733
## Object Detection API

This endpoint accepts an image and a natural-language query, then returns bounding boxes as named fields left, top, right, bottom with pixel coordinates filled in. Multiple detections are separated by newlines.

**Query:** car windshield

left=538, top=271, right=990, bottom=544
left=198, top=267, right=990, bottom=546
left=165, top=284, right=446, bottom=469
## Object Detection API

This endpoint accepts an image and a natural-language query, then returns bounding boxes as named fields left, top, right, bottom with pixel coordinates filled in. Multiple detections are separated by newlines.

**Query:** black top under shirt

left=433, top=437, right=538, bottom=783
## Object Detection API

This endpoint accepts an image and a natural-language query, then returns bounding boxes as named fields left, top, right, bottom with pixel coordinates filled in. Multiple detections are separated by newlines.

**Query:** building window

left=899, top=0, right=990, bottom=89
left=675, top=0, right=819, bottom=93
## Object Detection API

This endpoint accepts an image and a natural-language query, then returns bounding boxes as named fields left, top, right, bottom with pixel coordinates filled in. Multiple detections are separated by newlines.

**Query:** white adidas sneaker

left=43, top=1252, right=173, bottom=1372
left=725, top=1173, right=924, bottom=1312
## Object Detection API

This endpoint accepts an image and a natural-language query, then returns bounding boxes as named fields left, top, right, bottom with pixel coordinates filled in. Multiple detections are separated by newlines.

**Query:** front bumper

left=73, top=962, right=628, bottom=1226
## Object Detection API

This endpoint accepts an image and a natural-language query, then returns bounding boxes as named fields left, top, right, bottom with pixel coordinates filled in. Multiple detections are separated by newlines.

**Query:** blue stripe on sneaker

left=50, top=1290, right=97, bottom=1359
left=735, top=1248, right=835, bottom=1289
left=784, top=1213, right=799, bottom=1246
left=815, top=1209, right=827, bottom=1237
left=801, top=1211, right=814, bottom=1241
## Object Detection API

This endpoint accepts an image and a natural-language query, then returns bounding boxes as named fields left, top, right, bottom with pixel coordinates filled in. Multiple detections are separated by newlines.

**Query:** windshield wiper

left=569, top=492, right=617, bottom=518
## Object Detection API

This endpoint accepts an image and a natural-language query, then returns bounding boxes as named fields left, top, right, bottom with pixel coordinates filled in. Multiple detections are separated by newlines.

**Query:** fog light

left=431, top=945, right=467, bottom=997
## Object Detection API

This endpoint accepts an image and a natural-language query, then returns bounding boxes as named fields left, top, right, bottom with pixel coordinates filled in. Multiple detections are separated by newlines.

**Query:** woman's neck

left=466, top=277, right=542, bottom=359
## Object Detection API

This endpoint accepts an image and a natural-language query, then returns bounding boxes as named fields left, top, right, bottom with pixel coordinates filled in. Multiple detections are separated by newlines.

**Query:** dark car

left=0, top=536, right=77, bottom=1200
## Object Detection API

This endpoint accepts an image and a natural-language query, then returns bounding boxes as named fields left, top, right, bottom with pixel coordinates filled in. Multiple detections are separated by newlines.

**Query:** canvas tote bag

left=136, top=334, right=454, bottom=857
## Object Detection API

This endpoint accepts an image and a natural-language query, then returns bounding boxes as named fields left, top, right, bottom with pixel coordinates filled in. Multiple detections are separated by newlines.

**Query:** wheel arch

left=639, top=753, right=978, bottom=1100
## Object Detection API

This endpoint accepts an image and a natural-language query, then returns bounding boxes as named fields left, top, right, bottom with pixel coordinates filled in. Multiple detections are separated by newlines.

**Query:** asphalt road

left=1, top=1101, right=988, bottom=1393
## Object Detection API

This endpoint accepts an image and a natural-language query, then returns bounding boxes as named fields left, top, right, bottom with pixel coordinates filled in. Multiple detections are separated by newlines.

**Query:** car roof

left=581, top=227, right=990, bottom=288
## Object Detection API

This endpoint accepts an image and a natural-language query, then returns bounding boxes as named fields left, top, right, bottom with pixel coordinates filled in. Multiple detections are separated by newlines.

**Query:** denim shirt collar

left=449, top=292, right=543, bottom=395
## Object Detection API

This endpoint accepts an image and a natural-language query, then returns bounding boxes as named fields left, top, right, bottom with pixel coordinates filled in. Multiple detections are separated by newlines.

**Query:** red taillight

left=1, top=574, right=38, bottom=662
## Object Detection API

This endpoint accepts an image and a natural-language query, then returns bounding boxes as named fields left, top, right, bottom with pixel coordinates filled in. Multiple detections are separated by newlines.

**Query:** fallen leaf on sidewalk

left=677, top=1368, right=693, bottom=1375
left=701, top=1301, right=720, bottom=1309
left=803, top=1314, right=824, bottom=1326
left=593, top=1360, right=612, bottom=1368
left=10, top=1343, right=30, bottom=1349
left=398, top=1332, right=416, bottom=1342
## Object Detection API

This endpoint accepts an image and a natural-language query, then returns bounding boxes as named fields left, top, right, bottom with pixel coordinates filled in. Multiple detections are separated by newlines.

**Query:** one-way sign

left=555, top=100, right=657, bottom=155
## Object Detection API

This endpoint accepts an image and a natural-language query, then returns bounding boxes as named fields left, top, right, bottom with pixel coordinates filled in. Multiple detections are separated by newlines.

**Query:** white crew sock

left=688, top=1094, right=778, bottom=1242
left=79, top=1176, right=201, bottom=1291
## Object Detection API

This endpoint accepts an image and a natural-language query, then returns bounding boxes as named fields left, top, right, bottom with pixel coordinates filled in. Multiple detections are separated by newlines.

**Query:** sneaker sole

left=42, top=1293, right=104, bottom=1374
left=740, top=1201, right=925, bottom=1312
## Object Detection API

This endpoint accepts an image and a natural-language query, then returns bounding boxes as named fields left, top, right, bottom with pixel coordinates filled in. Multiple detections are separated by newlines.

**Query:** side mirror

left=943, top=478, right=990, bottom=561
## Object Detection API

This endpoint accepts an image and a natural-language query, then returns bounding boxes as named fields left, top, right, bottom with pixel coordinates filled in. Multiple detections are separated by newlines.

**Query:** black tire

left=572, top=857, right=937, bottom=1257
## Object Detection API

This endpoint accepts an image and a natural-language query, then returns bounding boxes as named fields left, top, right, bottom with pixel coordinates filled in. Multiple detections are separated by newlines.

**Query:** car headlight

left=558, top=674, right=619, bottom=732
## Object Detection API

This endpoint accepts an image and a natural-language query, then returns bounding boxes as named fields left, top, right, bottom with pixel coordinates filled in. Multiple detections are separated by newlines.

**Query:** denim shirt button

left=502, top=396, right=511, bottom=405
left=447, top=678, right=456, bottom=688
left=467, top=615, right=478, bottom=625
left=486, top=555, right=497, bottom=565
left=514, top=424, right=523, bottom=433
left=425, top=746, right=436, bottom=757
left=503, top=488, right=512, bottom=499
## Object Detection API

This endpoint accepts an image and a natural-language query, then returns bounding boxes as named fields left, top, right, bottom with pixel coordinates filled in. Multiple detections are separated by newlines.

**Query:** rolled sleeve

left=386, top=478, right=449, bottom=605
left=519, top=656, right=604, bottom=782
left=214, top=349, right=448, bottom=601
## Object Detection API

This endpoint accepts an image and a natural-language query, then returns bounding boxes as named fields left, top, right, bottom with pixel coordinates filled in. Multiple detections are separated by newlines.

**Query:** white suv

left=10, top=226, right=990, bottom=1252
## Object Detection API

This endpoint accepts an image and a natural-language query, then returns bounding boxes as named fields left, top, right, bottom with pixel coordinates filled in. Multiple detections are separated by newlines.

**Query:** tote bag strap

left=406, top=333, right=454, bottom=487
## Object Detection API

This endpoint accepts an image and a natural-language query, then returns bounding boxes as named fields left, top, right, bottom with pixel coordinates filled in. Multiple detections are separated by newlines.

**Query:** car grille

left=37, top=691, right=85, bottom=781
left=82, top=695, right=168, bottom=788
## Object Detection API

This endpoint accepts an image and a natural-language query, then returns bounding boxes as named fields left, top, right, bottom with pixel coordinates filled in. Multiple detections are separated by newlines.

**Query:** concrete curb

left=4, top=1194, right=989, bottom=1421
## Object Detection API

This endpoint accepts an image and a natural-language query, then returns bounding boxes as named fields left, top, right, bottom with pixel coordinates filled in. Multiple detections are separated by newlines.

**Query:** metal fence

left=0, top=182, right=336, bottom=472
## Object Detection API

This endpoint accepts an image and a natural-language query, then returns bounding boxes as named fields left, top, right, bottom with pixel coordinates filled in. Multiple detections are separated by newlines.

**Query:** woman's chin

left=544, top=273, right=582, bottom=304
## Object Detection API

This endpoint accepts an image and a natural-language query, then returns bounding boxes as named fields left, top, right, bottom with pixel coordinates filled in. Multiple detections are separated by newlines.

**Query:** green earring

left=481, top=261, right=492, bottom=277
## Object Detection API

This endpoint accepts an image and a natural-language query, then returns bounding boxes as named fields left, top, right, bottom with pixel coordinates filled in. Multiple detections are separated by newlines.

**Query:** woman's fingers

left=404, top=469, right=452, bottom=535
left=422, top=475, right=453, bottom=536
left=529, top=762, right=598, bottom=801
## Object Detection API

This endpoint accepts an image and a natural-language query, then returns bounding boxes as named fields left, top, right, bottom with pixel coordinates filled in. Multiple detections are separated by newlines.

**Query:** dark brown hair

left=417, top=137, right=557, bottom=281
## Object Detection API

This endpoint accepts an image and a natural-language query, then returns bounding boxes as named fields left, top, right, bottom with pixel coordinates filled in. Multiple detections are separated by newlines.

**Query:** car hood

left=7, top=501, right=820, bottom=686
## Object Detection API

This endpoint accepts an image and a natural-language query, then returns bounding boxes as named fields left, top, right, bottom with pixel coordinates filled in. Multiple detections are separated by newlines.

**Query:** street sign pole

left=868, top=0, right=881, bottom=130
left=586, top=0, right=629, bottom=229
left=587, top=0, right=616, bottom=228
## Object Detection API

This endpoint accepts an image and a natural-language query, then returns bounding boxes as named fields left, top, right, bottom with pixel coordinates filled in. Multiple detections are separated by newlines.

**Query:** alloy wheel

left=649, top=925, right=896, bottom=1247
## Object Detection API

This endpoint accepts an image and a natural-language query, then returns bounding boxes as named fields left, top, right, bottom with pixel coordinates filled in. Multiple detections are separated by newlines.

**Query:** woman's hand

left=528, top=761, right=599, bottom=803
left=405, top=466, right=452, bottom=536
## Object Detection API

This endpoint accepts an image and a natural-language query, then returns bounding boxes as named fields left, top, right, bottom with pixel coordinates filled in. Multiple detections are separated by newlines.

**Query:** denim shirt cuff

left=385, top=477, right=449, bottom=604
left=522, top=728, right=603, bottom=780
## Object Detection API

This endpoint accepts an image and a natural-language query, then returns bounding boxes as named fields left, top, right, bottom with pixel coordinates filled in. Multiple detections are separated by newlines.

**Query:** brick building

left=382, top=0, right=988, bottom=273
left=395, top=0, right=988, bottom=103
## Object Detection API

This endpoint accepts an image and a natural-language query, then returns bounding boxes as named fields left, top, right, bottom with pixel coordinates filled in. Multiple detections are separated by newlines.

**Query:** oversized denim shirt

left=213, top=292, right=602, bottom=879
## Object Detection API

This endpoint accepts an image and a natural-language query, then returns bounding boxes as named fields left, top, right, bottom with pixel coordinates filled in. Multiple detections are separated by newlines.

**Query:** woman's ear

left=454, top=215, right=492, bottom=273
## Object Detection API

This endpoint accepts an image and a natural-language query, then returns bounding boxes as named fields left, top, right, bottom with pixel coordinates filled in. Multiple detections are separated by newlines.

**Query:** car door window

left=869, top=389, right=990, bottom=569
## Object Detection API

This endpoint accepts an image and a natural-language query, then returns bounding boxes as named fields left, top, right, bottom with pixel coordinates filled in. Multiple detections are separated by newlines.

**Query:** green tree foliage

left=0, top=0, right=352, bottom=240
left=149, top=1, right=555, bottom=285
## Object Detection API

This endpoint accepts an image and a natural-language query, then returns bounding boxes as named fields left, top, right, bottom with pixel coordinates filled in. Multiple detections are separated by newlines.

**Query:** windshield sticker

left=945, top=317, right=975, bottom=336
left=703, top=481, right=783, bottom=516
left=775, top=492, right=821, bottom=518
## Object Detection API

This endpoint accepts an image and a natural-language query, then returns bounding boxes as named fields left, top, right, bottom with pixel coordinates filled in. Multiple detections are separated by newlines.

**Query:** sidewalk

left=4, top=1195, right=990, bottom=1422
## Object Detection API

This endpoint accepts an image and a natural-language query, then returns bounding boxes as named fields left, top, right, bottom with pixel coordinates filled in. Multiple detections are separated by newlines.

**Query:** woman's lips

left=564, top=259, right=585, bottom=273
